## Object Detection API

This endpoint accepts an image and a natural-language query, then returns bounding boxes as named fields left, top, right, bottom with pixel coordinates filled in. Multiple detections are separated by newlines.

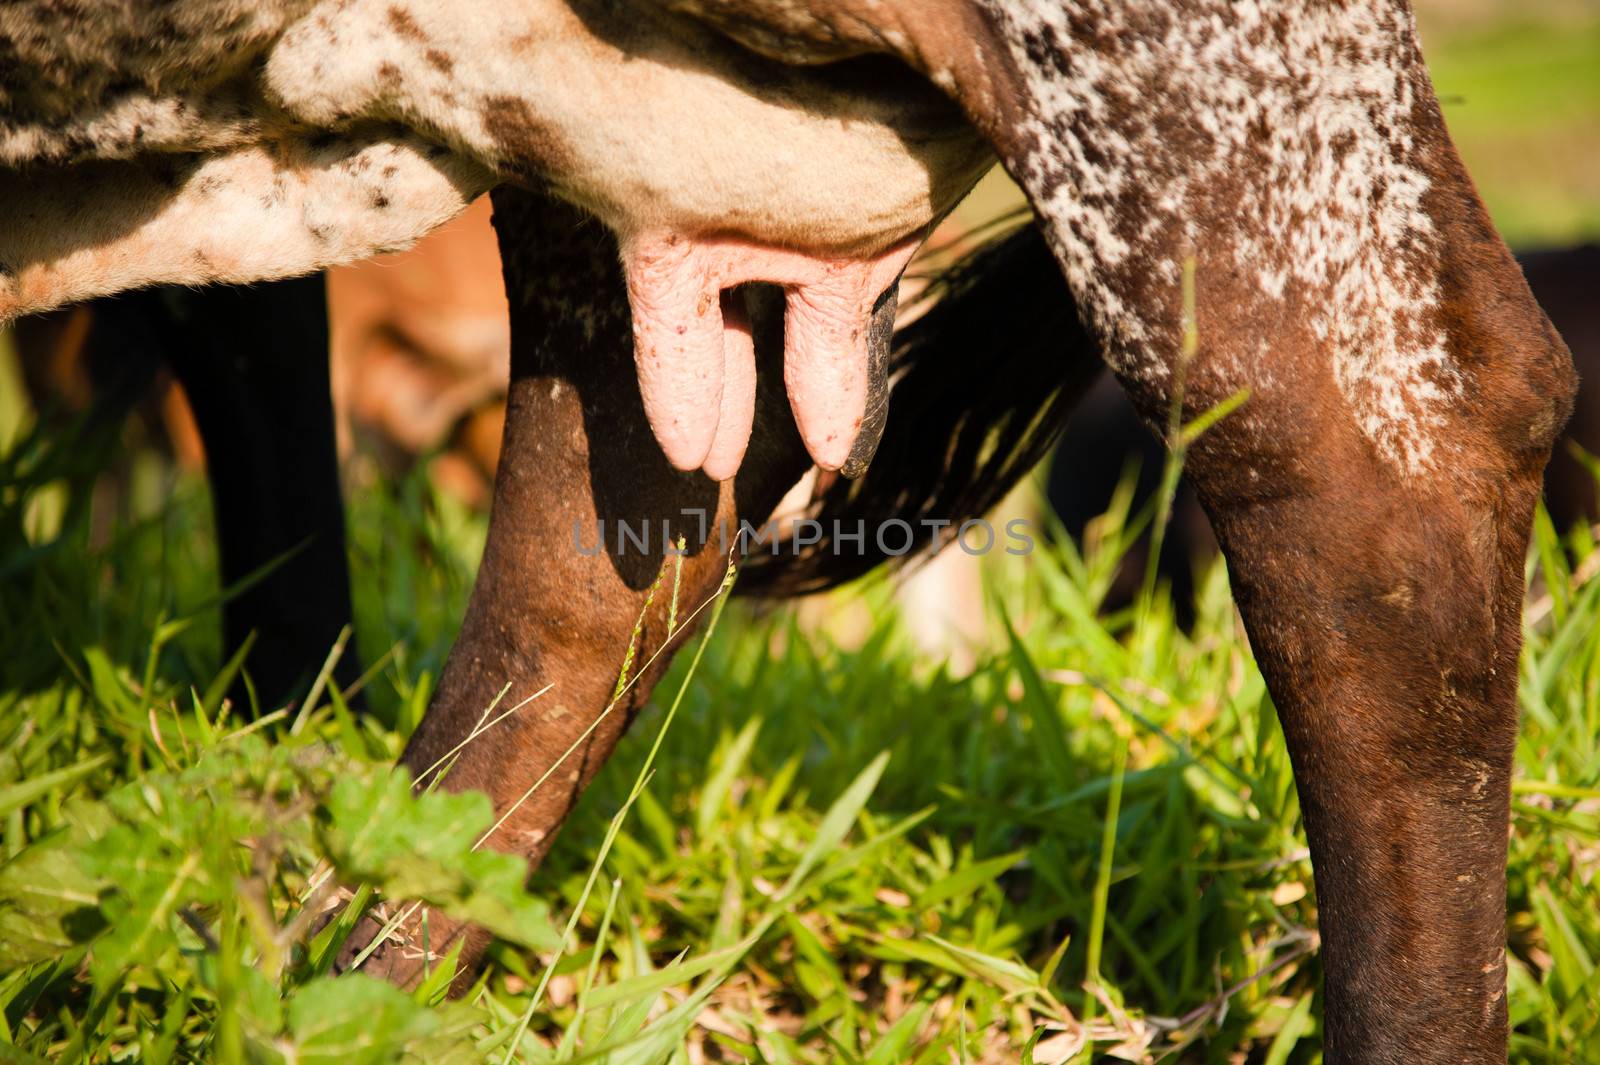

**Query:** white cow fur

left=0, top=133, right=490, bottom=314
left=0, top=0, right=991, bottom=321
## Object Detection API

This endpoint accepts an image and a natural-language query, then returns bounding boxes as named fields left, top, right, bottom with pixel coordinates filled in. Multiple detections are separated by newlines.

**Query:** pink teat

left=622, top=231, right=921, bottom=480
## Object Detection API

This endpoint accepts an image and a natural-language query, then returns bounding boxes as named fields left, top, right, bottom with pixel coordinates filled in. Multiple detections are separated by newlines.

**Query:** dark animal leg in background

left=97, top=277, right=361, bottom=713
left=11, top=304, right=163, bottom=438
left=345, top=188, right=814, bottom=987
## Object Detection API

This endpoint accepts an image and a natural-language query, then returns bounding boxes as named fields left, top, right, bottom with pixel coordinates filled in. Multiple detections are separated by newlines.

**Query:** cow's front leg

left=345, top=188, right=814, bottom=987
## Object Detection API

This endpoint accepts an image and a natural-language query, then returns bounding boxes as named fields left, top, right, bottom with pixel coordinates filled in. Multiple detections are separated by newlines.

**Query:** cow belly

left=0, top=131, right=493, bottom=322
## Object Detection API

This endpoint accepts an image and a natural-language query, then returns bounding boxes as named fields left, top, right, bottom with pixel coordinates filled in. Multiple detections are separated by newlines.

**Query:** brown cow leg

left=1193, top=447, right=1533, bottom=1063
left=1114, top=254, right=1575, bottom=1060
left=344, top=187, right=813, bottom=986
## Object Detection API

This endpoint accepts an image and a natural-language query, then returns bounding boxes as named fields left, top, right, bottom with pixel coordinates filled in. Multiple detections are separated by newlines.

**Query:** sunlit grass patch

left=1, top=404, right=1599, bottom=1062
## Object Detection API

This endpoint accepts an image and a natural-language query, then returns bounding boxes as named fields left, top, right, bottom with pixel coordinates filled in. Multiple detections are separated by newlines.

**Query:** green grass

left=1424, top=17, right=1600, bottom=246
left=3, top=362, right=1600, bottom=1064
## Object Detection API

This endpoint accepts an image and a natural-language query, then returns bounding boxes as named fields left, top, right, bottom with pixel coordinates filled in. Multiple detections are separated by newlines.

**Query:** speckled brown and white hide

left=0, top=0, right=986, bottom=275
left=9, top=2, right=1580, bottom=1059
left=0, top=132, right=489, bottom=312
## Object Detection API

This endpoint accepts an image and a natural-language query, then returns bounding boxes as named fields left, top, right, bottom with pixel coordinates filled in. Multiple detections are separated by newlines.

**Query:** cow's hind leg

left=342, top=188, right=815, bottom=987
left=1113, top=240, right=1574, bottom=1059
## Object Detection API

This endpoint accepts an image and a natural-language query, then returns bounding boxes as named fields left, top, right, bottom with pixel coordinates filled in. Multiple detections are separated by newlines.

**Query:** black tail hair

left=736, top=220, right=1104, bottom=598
